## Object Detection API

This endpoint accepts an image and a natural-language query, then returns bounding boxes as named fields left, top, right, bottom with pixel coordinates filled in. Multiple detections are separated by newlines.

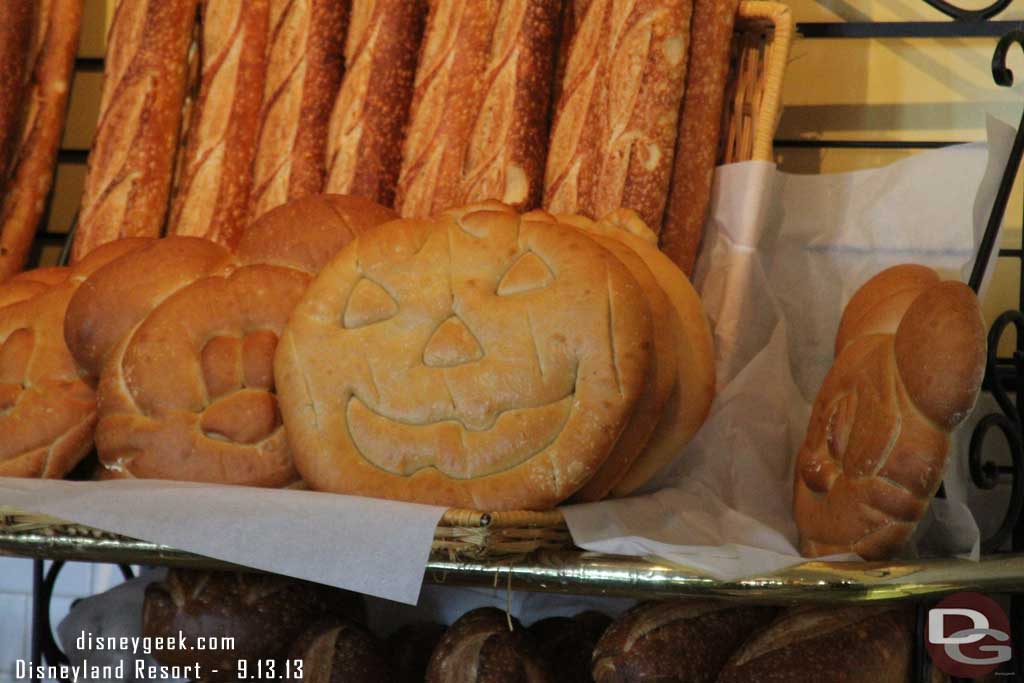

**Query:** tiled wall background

left=0, top=558, right=125, bottom=683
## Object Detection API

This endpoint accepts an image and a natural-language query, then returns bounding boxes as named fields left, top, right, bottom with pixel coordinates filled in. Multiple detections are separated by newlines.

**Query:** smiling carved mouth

left=346, top=394, right=574, bottom=478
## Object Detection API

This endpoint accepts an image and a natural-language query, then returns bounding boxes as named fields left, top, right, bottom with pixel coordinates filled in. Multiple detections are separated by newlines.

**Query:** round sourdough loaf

left=275, top=201, right=653, bottom=510
left=63, top=195, right=395, bottom=486
left=426, top=608, right=553, bottom=683
left=290, top=620, right=394, bottom=683
left=717, top=606, right=912, bottom=683
left=592, top=600, right=776, bottom=683
left=566, top=209, right=716, bottom=497
left=794, top=265, right=986, bottom=560
left=0, top=239, right=150, bottom=478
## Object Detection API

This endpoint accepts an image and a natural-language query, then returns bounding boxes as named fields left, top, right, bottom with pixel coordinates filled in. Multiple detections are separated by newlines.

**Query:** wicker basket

left=0, top=3, right=793, bottom=563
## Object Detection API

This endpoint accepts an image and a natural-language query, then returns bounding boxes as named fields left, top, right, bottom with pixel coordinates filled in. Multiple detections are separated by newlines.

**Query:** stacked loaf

left=276, top=200, right=715, bottom=509
left=60, top=0, right=738, bottom=279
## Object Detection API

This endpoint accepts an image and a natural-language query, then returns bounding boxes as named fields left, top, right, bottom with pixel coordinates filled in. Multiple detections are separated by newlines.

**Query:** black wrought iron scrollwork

left=923, top=0, right=1011, bottom=22
left=965, top=32, right=1024, bottom=556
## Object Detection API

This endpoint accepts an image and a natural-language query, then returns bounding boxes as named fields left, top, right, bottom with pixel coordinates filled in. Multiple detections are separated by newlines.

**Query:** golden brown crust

left=71, top=0, right=198, bottom=263
left=544, top=0, right=693, bottom=230
left=325, top=0, right=427, bottom=207
left=167, top=0, right=271, bottom=248
left=0, top=1, right=36, bottom=184
left=83, top=196, right=394, bottom=486
left=395, top=0, right=562, bottom=217
left=0, top=0, right=82, bottom=282
left=277, top=201, right=652, bottom=510
left=0, top=239, right=150, bottom=478
left=718, top=606, right=912, bottom=683
left=660, top=0, right=739, bottom=274
left=794, top=266, right=986, bottom=560
left=568, top=209, right=715, bottom=496
left=249, top=0, right=348, bottom=219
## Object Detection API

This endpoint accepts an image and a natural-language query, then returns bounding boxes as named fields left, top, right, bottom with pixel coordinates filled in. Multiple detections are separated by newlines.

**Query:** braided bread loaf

left=794, top=265, right=986, bottom=560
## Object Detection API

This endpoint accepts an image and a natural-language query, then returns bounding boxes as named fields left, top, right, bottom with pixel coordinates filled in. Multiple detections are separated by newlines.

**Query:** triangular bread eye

left=496, top=252, right=554, bottom=296
left=423, top=316, right=484, bottom=367
left=344, top=278, right=399, bottom=328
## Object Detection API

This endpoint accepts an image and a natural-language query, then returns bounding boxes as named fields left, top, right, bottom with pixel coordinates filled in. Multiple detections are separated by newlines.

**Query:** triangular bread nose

left=424, top=316, right=483, bottom=367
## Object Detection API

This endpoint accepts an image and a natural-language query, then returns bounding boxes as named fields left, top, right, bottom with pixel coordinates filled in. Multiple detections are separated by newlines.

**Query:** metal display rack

left=6, top=3, right=1024, bottom=682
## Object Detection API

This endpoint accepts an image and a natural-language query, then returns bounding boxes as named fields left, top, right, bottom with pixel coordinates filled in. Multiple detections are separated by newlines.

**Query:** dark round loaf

left=426, top=607, right=554, bottom=683
left=529, top=611, right=611, bottom=683
left=592, top=600, right=776, bottom=682
left=386, top=622, right=446, bottom=683
left=142, top=570, right=365, bottom=679
left=289, top=619, right=394, bottom=683
left=717, top=606, right=912, bottom=682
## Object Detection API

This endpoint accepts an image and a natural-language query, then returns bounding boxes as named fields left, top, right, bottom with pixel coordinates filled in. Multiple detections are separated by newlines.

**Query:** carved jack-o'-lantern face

left=72, top=195, right=398, bottom=486
left=276, top=201, right=654, bottom=510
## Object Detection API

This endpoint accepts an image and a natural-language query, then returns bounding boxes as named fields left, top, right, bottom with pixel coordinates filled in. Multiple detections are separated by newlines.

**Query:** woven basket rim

left=735, top=0, right=794, bottom=162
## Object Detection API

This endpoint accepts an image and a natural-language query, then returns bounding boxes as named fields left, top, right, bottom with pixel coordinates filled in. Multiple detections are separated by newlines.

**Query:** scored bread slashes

left=793, top=264, right=986, bottom=560
left=276, top=201, right=656, bottom=510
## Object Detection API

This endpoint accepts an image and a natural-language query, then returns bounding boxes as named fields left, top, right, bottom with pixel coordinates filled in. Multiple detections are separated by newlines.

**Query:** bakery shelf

left=3, top=522, right=1023, bottom=603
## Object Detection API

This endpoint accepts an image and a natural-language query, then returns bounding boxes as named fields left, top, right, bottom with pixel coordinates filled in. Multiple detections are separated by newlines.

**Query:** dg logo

left=926, top=592, right=1012, bottom=678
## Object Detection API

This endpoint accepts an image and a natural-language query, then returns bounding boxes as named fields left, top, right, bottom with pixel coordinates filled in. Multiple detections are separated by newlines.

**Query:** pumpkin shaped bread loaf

left=276, top=200, right=714, bottom=509
left=63, top=195, right=396, bottom=486
left=0, top=239, right=151, bottom=477
left=794, top=265, right=986, bottom=560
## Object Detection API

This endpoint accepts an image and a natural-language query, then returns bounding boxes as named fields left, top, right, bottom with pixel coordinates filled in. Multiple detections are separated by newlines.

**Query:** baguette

left=395, top=0, right=562, bottom=218
left=660, top=0, right=739, bottom=274
left=544, top=0, right=693, bottom=230
left=248, top=0, right=348, bottom=220
left=0, top=0, right=82, bottom=283
left=167, top=0, right=270, bottom=248
left=71, top=0, right=199, bottom=263
left=0, top=1, right=36, bottom=184
left=324, top=0, right=427, bottom=207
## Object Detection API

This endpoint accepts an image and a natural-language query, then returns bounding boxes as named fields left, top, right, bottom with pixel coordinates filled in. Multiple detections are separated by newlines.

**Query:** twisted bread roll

left=71, top=0, right=198, bottom=262
left=65, top=195, right=396, bottom=486
left=0, top=0, right=82, bottom=282
left=395, top=0, right=562, bottom=217
left=0, top=239, right=148, bottom=478
left=718, top=606, right=912, bottom=683
left=249, top=0, right=348, bottom=219
left=544, top=0, right=693, bottom=230
left=325, top=0, right=427, bottom=206
left=794, top=265, right=985, bottom=560
left=167, top=0, right=271, bottom=248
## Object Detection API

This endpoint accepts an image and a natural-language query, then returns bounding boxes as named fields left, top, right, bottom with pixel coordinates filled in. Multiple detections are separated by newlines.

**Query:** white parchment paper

left=562, top=117, right=1017, bottom=579
left=0, top=119, right=1014, bottom=602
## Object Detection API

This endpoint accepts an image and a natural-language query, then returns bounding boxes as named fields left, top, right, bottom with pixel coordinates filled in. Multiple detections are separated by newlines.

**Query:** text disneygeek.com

left=14, top=631, right=237, bottom=682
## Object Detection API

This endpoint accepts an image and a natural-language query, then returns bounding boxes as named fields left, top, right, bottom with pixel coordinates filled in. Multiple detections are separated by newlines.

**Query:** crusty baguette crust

left=71, top=0, right=199, bottom=263
left=249, top=0, right=348, bottom=220
left=395, top=0, right=562, bottom=218
left=660, top=0, right=738, bottom=274
left=167, top=0, right=270, bottom=248
left=0, top=0, right=82, bottom=283
left=0, top=1, right=36, bottom=184
left=544, top=0, right=693, bottom=230
left=325, top=0, right=427, bottom=207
